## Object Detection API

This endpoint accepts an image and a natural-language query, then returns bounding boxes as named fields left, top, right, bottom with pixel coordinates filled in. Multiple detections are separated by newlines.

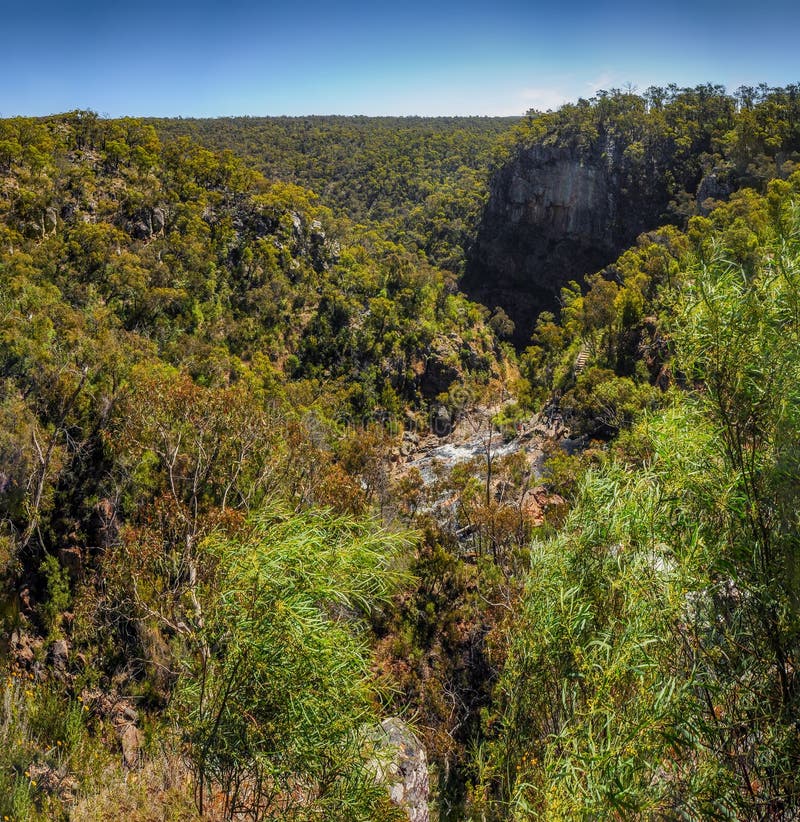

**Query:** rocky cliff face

left=463, top=137, right=672, bottom=346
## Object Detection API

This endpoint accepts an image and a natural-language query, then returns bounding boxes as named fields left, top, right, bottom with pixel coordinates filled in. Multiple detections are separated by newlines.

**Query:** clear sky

left=2, top=0, right=799, bottom=117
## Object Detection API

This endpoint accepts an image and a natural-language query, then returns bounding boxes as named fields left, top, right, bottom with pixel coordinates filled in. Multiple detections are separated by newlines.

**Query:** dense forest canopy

left=148, top=115, right=518, bottom=274
left=0, top=110, right=510, bottom=818
left=2, top=86, right=800, bottom=820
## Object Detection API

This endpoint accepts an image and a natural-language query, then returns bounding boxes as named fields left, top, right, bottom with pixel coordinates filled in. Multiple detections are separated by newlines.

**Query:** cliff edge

left=463, top=135, right=673, bottom=346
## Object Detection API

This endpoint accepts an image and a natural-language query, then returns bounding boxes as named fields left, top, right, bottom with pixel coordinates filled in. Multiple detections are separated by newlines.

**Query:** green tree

left=478, top=171, right=800, bottom=819
left=177, top=507, right=413, bottom=820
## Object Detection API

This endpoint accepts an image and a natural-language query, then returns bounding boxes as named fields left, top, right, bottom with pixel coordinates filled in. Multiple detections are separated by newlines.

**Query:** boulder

left=11, top=629, right=37, bottom=666
left=369, top=718, right=429, bottom=822
left=49, top=638, right=69, bottom=672
left=58, top=546, right=83, bottom=578
left=430, top=405, right=452, bottom=438
left=44, top=207, right=58, bottom=234
left=93, top=497, right=119, bottom=549
left=420, top=347, right=461, bottom=399
left=151, top=206, right=166, bottom=233
left=696, top=168, right=734, bottom=214
left=119, top=724, right=143, bottom=769
left=129, top=219, right=150, bottom=239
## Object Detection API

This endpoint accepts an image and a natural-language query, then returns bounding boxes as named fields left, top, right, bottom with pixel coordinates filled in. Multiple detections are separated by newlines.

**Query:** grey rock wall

left=463, top=137, right=670, bottom=346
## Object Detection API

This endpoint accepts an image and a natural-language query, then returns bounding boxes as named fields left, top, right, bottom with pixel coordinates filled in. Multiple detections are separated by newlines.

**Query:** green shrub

left=38, top=555, right=71, bottom=638
left=176, top=507, right=414, bottom=820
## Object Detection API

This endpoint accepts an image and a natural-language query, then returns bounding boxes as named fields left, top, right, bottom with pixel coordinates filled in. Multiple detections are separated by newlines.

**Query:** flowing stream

left=407, top=423, right=545, bottom=485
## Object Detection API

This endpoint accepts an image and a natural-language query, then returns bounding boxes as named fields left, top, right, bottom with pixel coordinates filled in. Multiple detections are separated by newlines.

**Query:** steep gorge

left=462, top=85, right=800, bottom=347
left=462, top=135, right=676, bottom=347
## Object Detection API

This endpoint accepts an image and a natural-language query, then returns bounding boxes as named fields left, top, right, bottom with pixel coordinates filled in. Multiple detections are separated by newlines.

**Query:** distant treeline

left=148, top=114, right=519, bottom=273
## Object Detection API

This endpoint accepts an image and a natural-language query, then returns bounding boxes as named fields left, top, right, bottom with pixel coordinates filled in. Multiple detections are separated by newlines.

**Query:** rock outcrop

left=369, top=718, right=429, bottom=822
left=463, top=137, right=672, bottom=346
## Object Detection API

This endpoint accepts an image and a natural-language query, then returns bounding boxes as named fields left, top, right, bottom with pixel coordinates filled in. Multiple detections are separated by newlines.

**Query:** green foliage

left=492, top=402, right=525, bottom=438
left=177, top=506, right=413, bottom=819
left=478, top=169, right=800, bottom=819
left=0, top=109, right=504, bottom=574
left=479, top=408, right=725, bottom=818
left=372, top=527, right=510, bottom=814
left=37, top=554, right=70, bottom=637
left=0, top=111, right=511, bottom=818
left=539, top=441, right=601, bottom=502
left=149, top=115, right=518, bottom=274
left=4, top=95, right=800, bottom=820
left=0, top=670, right=95, bottom=821
left=671, top=178, right=800, bottom=725
left=512, top=84, right=800, bottom=415
left=518, top=231, right=680, bottom=416
left=560, top=367, right=659, bottom=437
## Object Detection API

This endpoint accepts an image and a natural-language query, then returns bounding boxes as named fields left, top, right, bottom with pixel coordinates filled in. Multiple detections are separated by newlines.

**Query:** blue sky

left=2, top=0, right=799, bottom=117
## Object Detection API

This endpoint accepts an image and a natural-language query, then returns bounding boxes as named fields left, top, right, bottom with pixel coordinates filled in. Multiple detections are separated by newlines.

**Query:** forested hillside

left=149, top=116, right=517, bottom=274
left=465, top=83, right=800, bottom=343
left=0, top=111, right=510, bottom=820
left=2, top=89, right=800, bottom=820
left=476, top=170, right=800, bottom=818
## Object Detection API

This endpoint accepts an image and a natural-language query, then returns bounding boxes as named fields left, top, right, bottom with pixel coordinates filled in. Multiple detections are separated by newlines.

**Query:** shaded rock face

left=696, top=167, right=735, bottom=214
left=464, top=139, right=670, bottom=347
left=125, top=206, right=167, bottom=240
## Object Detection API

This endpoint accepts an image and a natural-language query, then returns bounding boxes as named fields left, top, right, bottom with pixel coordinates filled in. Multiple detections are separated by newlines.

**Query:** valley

left=2, top=84, right=800, bottom=819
